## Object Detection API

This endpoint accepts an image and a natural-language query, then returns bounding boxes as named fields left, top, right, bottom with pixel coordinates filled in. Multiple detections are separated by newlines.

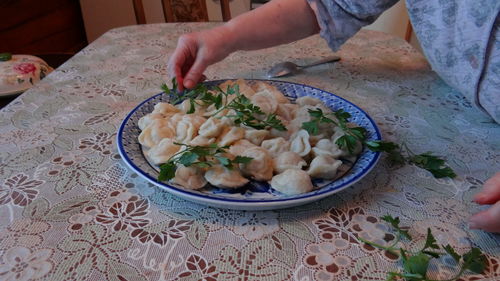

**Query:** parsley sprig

left=158, top=143, right=252, bottom=182
left=358, top=215, right=487, bottom=281
left=366, top=141, right=457, bottom=179
left=301, top=109, right=456, bottom=179
left=301, top=108, right=366, bottom=154
left=160, top=79, right=286, bottom=131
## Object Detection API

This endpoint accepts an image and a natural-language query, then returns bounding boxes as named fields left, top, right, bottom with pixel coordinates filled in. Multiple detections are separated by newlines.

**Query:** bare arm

left=224, top=0, right=320, bottom=52
left=167, top=0, right=319, bottom=89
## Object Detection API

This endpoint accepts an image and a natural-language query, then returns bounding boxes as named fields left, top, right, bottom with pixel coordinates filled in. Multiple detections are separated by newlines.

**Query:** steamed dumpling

left=307, top=155, right=342, bottom=179
left=146, top=138, right=181, bottom=165
left=312, top=139, right=343, bottom=158
left=252, top=81, right=289, bottom=104
left=204, top=165, right=249, bottom=189
left=138, top=113, right=164, bottom=130
left=261, top=137, right=290, bottom=158
left=273, top=151, right=307, bottom=174
left=139, top=119, right=176, bottom=148
left=235, top=79, right=256, bottom=98
left=244, top=129, right=269, bottom=145
left=229, top=139, right=258, bottom=156
left=175, top=115, right=206, bottom=143
left=270, top=169, right=313, bottom=195
left=189, top=135, right=215, bottom=146
left=217, top=126, right=245, bottom=146
left=239, top=147, right=273, bottom=181
left=152, top=102, right=181, bottom=115
left=199, top=117, right=224, bottom=138
left=172, top=165, right=207, bottom=190
left=295, top=96, right=322, bottom=107
left=276, top=103, right=298, bottom=122
left=250, top=90, right=278, bottom=115
left=290, top=129, right=311, bottom=157
left=176, top=99, right=206, bottom=114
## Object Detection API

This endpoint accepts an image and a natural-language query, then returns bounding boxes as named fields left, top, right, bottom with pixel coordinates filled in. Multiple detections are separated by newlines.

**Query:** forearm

left=219, top=0, right=320, bottom=52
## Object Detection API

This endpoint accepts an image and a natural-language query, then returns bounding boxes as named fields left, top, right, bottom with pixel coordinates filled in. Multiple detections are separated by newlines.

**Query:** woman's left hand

left=469, top=171, right=500, bottom=232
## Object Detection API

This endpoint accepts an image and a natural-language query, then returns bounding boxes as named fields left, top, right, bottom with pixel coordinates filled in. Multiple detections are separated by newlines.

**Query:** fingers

left=474, top=171, right=500, bottom=205
left=469, top=200, right=500, bottom=233
left=183, top=57, right=208, bottom=89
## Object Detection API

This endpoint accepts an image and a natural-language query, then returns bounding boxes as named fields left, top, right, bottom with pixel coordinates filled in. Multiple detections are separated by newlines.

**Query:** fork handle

left=300, top=55, right=341, bottom=68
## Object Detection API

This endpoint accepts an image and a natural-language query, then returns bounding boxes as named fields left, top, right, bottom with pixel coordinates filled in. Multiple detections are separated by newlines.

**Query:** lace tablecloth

left=0, top=23, right=499, bottom=281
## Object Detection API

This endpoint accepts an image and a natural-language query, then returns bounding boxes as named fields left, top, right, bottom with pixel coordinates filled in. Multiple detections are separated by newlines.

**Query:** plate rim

left=117, top=79, right=381, bottom=208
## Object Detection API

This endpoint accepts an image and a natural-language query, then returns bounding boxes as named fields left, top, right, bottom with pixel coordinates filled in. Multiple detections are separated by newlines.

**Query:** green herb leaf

left=349, top=126, right=367, bottom=141
left=335, top=135, right=358, bottom=154
left=0, top=52, right=12, bottom=61
left=444, top=245, right=461, bottom=262
left=381, top=215, right=412, bottom=240
left=158, top=162, right=176, bottom=181
left=333, top=109, right=351, bottom=122
left=177, top=151, right=199, bottom=166
left=403, top=253, right=430, bottom=278
left=422, top=228, right=440, bottom=250
left=462, top=248, right=487, bottom=274
left=365, top=140, right=399, bottom=152
left=409, top=153, right=456, bottom=179
left=301, top=121, right=319, bottom=136
left=187, top=99, right=196, bottom=114
left=215, top=156, right=230, bottom=167
left=233, top=156, right=253, bottom=164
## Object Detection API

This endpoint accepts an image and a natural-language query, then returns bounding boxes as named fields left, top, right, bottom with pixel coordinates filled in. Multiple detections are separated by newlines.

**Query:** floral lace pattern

left=0, top=23, right=498, bottom=280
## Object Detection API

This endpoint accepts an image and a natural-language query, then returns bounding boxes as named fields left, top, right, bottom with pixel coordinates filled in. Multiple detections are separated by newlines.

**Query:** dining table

left=0, top=22, right=499, bottom=281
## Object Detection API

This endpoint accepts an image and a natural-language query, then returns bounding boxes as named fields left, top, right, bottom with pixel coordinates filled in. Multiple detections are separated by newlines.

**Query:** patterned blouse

left=308, top=0, right=500, bottom=123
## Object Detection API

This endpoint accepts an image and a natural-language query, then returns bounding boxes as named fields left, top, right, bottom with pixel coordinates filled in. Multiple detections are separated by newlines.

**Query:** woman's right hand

left=167, top=27, right=233, bottom=90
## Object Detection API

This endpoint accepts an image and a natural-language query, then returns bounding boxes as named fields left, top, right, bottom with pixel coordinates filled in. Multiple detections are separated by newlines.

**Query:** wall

left=80, top=0, right=422, bottom=53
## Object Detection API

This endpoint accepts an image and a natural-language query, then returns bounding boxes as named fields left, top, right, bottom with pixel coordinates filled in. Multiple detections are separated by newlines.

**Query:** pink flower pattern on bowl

left=13, top=62, right=37, bottom=75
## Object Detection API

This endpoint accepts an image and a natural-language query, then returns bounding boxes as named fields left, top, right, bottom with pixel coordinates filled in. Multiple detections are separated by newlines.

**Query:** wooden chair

left=132, top=0, right=231, bottom=24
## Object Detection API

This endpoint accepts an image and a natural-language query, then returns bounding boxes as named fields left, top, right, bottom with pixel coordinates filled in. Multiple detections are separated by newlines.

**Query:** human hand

left=469, top=171, right=500, bottom=232
left=167, top=27, right=233, bottom=90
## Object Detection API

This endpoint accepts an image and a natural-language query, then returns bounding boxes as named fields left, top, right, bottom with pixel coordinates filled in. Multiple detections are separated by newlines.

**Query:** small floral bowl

left=0, top=54, right=53, bottom=97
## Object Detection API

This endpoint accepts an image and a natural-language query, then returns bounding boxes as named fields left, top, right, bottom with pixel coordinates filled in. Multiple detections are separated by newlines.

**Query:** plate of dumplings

left=117, top=79, right=381, bottom=210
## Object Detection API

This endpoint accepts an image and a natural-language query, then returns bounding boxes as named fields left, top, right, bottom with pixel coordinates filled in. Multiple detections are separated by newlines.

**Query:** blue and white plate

left=117, top=80, right=381, bottom=210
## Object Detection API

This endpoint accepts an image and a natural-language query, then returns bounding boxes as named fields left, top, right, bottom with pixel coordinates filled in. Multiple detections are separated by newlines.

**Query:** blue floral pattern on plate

left=117, top=80, right=381, bottom=210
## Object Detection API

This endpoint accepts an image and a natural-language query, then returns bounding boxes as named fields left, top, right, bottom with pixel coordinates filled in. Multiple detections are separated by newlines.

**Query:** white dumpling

left=261, top=137, right=290, bottom=158
left=270, top=169, right=313, bottom=195
left=175, top=115, right=206, bottom=143
left=176, top=99, right=206, bottom=114
left=189, top=135, right=215, bottom=146
left=276, top=103, right=298, bottom=122
left=239, top=147, right=273, bottom=181
left=250, top=90, right=278, bottom=115
left=146, top=138, right=181, bottom=165
left=295, top=96, right=323, bottom=107
left=312, top=139, right=343, bottom=158
left=172, top=165, right=207, bottom=190
left=235, top=79, right=256, bottom=98
left=217, top=126, right=245, bottom=146
left=273, top=151, right=307, bottom=174
left=138, top=113, right=164, bottom=130
left=290, top=129, right=311, bottom=157
left=244, top=129, right=269, bottom=145
left=152, top=102, right=180, bottom=115
left=251, top=81, right=289, bottom=104
left=331, top=129, right=363, bottom=156
left=204, top=165, right=249, bottom=189
left=229, top=139, right=258, bottom=156
left=307, top=155, right=343, bottom=179
left=139, top=119, right=176, bottom=148
left=199, top=117, right=224, bottom=138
